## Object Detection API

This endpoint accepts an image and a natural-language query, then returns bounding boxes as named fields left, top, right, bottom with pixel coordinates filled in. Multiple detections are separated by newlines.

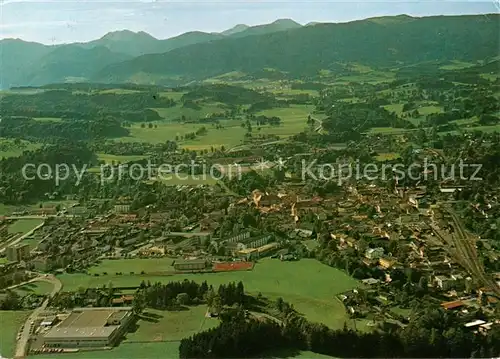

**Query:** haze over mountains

left=1, top=14, right=498, bottom=88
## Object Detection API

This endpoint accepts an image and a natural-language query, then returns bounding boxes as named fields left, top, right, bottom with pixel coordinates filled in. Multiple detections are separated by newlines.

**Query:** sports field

left=59, top=259, right=359, bottom=330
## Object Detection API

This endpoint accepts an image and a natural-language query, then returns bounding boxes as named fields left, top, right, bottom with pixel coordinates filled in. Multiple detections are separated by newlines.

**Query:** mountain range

left=0, top=15, right=498, bottom=88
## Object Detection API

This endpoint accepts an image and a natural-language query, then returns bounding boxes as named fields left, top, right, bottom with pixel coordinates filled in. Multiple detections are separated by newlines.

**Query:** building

left=0, top=224, right=8, bottom=238
left=226, top=232, right=251, bottom=244
left=114, top=204, right=131, bottom=214
left=32, top=256, right=51, bottom=271
left=365, top=248, right=384, bottom=260
left=247, top=235, right=272, bottom=249
left=239, top=242, right=280, bottom=260
left=379, top=257, right=397, bottom=269
left=173, top=259, right=208, bottom=271
left=42, top=307, right=134, bottom=349
left=434, top=275, right=453, bottom=290
left=441, top=300, right=465, bottom=310
left=6, top=243, right=30, bottom=262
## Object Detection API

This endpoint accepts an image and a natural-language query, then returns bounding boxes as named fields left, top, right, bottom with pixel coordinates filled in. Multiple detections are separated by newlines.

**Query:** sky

left=0, top=0, right=498, bottom=44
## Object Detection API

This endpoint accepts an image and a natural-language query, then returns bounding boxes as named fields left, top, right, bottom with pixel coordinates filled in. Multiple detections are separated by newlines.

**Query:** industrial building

left=6, top=243, right=31, bottom=262
left=42, top=307, right=133, bottom=349
left=173, top=259, right=209, bottom=271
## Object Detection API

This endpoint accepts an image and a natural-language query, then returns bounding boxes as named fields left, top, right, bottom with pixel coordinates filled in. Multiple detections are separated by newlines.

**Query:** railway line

left=432, top=204, right=500, bottom=297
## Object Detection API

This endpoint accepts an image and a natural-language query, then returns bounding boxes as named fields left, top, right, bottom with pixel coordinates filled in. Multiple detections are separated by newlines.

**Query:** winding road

left=14, top=275, right=62, bottom=359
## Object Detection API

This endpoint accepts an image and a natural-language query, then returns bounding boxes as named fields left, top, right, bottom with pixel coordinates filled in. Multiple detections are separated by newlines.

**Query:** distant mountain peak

left=221, top=24, right=250, bottom=36
left=271, top=18, right=302, bottom=27
left=100, top=30, right=157, bottom=41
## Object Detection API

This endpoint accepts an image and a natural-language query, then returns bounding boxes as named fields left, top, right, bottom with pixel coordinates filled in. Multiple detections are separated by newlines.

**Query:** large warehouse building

left=42, top=307, right=133, bottom=349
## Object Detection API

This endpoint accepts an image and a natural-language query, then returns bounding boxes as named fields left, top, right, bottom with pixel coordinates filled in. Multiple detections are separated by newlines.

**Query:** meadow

left=114, top=103, right=314, bottom=151
left=127, top=306, right=218, bottom=342
left=0, top=139, right=41, bottom=159
left=14, top=281, right=54, bottom=296
left=59, top=259, right=359, bottom=330
left=8, top=219, right=44, bottom=235
left=0, top=310, right=31, bottom=358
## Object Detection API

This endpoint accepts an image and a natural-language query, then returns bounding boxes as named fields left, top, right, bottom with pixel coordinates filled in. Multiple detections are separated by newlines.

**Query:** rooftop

left=44, top=326, right=117, bottom=339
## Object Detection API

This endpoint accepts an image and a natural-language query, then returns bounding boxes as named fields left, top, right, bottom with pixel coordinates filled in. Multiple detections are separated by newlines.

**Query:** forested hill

left=96, top=14, right=499, bottom=83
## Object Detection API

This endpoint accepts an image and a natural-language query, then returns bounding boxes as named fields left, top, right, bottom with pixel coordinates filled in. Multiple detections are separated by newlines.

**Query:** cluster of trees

left=91, top=140, right=178, bottom=156
left=223, top=170, right=271, bottom=196
left=132, top=280, right=246, bottom=313
left=0, top=90, right=175, bottom=120
left=251, top=115, right=282, bottom=126
left=0, top=290, right=21, bottom=310
left=320, top=102, right=414, bottom=141
left=180, top=297, right=500, bottom=358
left=0, top=116, right=128, bottom=142
left=179, top=310, right=286, bottom=358
left=180, top=84, right=273, bottom=106
left=0, top=142, right=96, bottom=204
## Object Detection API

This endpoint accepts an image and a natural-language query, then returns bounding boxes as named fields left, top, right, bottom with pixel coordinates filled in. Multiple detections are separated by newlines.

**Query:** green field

left=439, top=60, right=476, bottom=70
left=14, top=280, right=54, bottom=296
left=116, top=104, right=314, bottom=150
left=8, top=219, right=44, bottom=235
left=128, top=306, right=218, bottom=342
left=97, top=153, right=148, bottom=164
left=256, top=105, right=313, bottom=137
left=0, top=310, right=31, bottom=358
left=0, top=139, right=41, bottom=159
left=31, top=342, right=181, bottom=359
left=59, top=259, right=359, bottom=330
left=88, top=258, right=174, bottom=275
left=117, top=121, right=246, bottom=150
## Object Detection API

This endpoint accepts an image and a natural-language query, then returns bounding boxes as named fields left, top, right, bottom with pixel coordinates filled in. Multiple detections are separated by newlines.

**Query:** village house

left=365, top=248, right=384, bottom=260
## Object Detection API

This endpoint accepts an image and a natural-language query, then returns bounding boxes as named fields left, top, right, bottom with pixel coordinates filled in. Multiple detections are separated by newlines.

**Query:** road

left=14, top=275, right=62, bottom=359
left=0, top=222, right=45, bottom=254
